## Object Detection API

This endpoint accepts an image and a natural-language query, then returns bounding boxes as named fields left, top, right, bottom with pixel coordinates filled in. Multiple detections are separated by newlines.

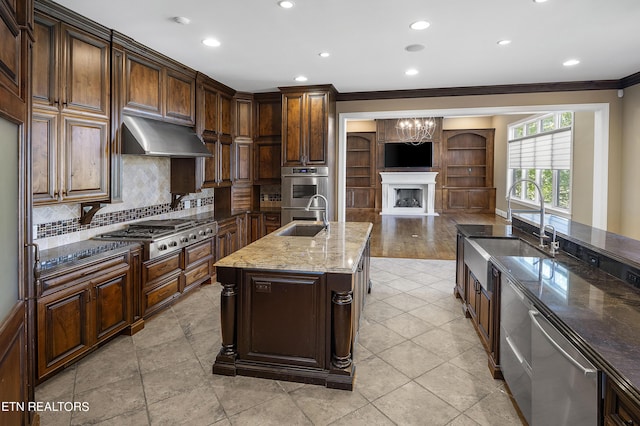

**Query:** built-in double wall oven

left=281, top=166, right=329, bottom=225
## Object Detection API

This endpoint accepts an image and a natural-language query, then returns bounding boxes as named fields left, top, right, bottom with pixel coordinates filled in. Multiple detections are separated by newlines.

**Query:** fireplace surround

left=380, top=172, right=439, bottom=216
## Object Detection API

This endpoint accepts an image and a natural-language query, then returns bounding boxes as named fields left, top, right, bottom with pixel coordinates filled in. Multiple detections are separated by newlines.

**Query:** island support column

left=213, top=267, right=239, bottom=376
left=327, top=273, right=356, bottom=390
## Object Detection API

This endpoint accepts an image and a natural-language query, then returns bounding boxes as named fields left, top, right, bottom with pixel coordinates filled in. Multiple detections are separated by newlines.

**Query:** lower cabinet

left=604, top=378, right=640, bottom=426
left=216, top=217, right=240, bottom=261
left=183, top=238, right=214, bottom=293
left=455, top=233, right=467, bottom=310
left=346, top=188, right=375, bottom=209
left=463, top=265, right=499, bottom=378
left=141, top=251, right=182, bottom=318
left=249, top=212, right=281, bottom=243
left=36, top=251, right=133, bottom=381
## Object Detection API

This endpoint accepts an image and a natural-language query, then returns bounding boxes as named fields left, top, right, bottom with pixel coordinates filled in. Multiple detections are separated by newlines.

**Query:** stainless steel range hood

left=122, top=114, right=213, bottom=157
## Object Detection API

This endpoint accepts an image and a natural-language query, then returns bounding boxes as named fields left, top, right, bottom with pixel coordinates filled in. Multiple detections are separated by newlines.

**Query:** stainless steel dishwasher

left=530, top=310, right=599, bottom=426
left=500, top=278, right=534, bottom=424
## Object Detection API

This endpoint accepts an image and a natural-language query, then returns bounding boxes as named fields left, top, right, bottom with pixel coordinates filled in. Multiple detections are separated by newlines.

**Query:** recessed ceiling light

left=410, top=20, right=430, bottom=30
left=278, top=1, right=294, bottom=8
left=563, top=59, right=580, bottom=67
left=319, top=52, right=330, bottom=58
left=294, top=75, right=308, bottom=82
left=202, top=38, right=221, bottom=47
left=405, top=44, right=425, bottom=52
left=173, top=16, right=191, bottom=25
left=533, top=0, right=549, bottom=3
left=497, top=39, right=512, bottom=46
left=405, top=68, right=419, bottom=76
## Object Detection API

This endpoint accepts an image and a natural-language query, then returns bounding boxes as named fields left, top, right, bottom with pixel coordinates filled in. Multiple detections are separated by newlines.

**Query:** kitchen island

left=212, top=221, right=372, bottom=390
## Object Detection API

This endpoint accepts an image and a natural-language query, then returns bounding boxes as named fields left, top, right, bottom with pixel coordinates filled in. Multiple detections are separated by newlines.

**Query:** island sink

left=275, top=223, right=326, bottom=237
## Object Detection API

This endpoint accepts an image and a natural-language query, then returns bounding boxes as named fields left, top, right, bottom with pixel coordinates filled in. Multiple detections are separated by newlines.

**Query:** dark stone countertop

left=457, top=222, right=640, bottom=403
left=39, top=240, right=140, bottom=276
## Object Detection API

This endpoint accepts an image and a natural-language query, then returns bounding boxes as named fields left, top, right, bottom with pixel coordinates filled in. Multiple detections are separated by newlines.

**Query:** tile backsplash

left=33, top=155, right=215, bottom=249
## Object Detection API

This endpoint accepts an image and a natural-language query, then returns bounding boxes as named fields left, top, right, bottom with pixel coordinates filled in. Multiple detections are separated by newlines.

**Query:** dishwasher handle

left=529, top=310, right=597, bottom=376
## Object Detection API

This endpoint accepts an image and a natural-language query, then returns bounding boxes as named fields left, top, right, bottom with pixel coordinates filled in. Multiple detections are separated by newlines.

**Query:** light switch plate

left=184, top=200, right=191, bottom=209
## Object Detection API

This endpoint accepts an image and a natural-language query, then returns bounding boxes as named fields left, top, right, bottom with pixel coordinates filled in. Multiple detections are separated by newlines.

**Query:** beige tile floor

left=35, top=258, right=523, bottom=425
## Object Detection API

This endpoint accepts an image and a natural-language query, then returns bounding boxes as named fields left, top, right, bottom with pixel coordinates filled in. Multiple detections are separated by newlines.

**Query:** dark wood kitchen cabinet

left=117, top=34, right=196, bottom=126
left=32, top=10, right=111, bottom=205
left=249, top=212, right=281, bottom=243
left=215, top=217, right=240, bottom=261
left=182, top=238, right=214, bottom=294
left=141, top=251, right=182, bottom=318
left=604, top=377, right=640, bottom=426
left=253, top=93, right=282, bottom=184
left=36, top=250, right=133, bottom=381
left=264, top=212, right=281, bottom=235
left=197, top=74, right=235, bottom=188
left=455, top=233, right=467, bottom=309
left=281, top=85, right=336, bottom=167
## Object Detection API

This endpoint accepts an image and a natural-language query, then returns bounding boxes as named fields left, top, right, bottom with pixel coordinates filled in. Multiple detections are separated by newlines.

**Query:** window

left=507, top=112, right=573, bottom=213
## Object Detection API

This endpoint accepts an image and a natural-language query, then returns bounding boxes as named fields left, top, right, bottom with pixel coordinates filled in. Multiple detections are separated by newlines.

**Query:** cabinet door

left=61, top=24, right=110, bottom=117
left=124, top=53, right=163, bottom=117
left=37, top=284, right=93, bottom=379
left=94, top=272, right=130, bottom=342
left=218, top=138, right=233, bottom=185
left=32, top=15, right=59, bottom=109
left=305, top=92, right=328, bottom=165
left=61, top=115, right=109, bottom=202
left=234, top=140, right=252, bottom=183
left=254, top=141, right=281, bottom=183
left=282, top=92, right=304, bottom=166
left=239, top=271, right=325, bottom=369
left=466, top=271, right=479, bottom=320
left=254, top=96, right=281, bottom=139
left=164, top=68, right=195, bottom=125
left=201, top=86, right=218, bottom=136
left=477, top=285, right=492, bottom=351
left=249, top=213, right=264, bottom=243
left=235, top=95, right=253, bottom=140
left=346, top=188, right=374, bottom=209
left=32, top=110, right=59, bottom=203
left=455, top=234, right=466, bottom=302
left=219, top=91, right=233, bottom=137
left=264, top=213, right=281, bottom=235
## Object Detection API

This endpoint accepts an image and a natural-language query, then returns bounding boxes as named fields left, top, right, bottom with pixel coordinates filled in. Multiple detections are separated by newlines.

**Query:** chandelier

left=395, top=117, right=437, bottom=145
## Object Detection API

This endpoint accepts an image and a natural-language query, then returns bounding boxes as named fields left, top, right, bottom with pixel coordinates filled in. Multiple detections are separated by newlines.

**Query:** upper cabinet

left=196, top=73, right=235, bottom=188
left=117, top=34, right=196, bottom=126
left=280, top=85, right=336, bottom=167
left=253, top=92, right=281, bottom=184
left=234, top=92, right=253, bottom=141
left=32, top=8, right=111, bottom=205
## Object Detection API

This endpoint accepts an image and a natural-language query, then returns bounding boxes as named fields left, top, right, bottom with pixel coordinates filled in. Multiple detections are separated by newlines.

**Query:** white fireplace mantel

left=380, top=172, right=439, bottom=216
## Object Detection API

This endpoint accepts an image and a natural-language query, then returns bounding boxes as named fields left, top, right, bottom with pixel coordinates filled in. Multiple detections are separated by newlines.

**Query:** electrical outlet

left=196, top=198, right=201, bottom=207
left=627, top=271, right=640, bottom=286
left=33, top=225, right=38, bottom=240
left=184, top=200, right=191, bottom=209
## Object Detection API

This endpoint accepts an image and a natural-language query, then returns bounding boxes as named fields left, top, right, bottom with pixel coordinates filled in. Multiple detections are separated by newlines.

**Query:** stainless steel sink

left=464, top=237, right=547, bottom=290
left=275, top=223, right=326, bottom=237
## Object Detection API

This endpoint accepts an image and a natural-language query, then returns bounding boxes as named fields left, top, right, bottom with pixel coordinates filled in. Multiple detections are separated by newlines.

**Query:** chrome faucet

left=305, top=194, right=330, bottom=231
left=544, top=224, right=560, bottom=256
left=506, top=179, right=546, bottom=248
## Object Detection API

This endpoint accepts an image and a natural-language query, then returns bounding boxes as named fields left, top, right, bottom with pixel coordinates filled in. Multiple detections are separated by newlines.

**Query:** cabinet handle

left=25, top=242, right=41, bottom=280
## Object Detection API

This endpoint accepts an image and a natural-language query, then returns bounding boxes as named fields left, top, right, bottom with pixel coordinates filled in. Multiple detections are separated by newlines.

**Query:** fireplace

left=395, top=189, right=422, bottom=208
left=380, top=172, right=439, bottom=216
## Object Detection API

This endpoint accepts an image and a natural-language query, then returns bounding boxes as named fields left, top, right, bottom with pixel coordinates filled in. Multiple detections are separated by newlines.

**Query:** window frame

left=507, top=112, right=573, bottom=215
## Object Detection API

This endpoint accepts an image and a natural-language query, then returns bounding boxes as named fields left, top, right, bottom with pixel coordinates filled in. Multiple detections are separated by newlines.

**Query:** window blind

left=508, top=129, right=571, bottom=169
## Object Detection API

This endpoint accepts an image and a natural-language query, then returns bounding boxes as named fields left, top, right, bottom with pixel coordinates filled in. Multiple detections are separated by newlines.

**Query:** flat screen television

left=384, top=142, right=433, bottom=168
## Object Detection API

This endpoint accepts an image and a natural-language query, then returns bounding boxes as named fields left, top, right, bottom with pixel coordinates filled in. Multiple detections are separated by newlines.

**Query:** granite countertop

left=494, top=254, right=640, bottom=396
left=39, top=240, right=139, bottom=275
left=458, top=222, right=640, bottom=402
left=215, top=221, right=373, bottom=274
left=514, top=213, right=640, bottom=270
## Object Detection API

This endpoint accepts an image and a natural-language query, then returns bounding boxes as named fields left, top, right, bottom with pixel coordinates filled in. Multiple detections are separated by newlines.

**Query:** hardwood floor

left=346, top=210, right=508, bottom=260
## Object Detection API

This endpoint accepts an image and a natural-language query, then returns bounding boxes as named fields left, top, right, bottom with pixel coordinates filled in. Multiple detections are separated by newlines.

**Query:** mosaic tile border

left=36, top=196, right=215, bottom=239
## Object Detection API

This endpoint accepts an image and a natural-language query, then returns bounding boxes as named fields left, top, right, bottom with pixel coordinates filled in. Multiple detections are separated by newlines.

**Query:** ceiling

left=53, top=0, right=640, bottom=94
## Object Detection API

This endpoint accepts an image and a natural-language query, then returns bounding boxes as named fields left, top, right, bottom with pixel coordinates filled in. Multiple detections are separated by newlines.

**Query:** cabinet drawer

left=184, top=259, right=212, bottom=288
left=143, top=273, right=181, bottom=316
left=143, top=252, right=182, bottom=285
left=40, top=254, right=129, bottom=296
left=184, top=239, right=213, bottom=267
